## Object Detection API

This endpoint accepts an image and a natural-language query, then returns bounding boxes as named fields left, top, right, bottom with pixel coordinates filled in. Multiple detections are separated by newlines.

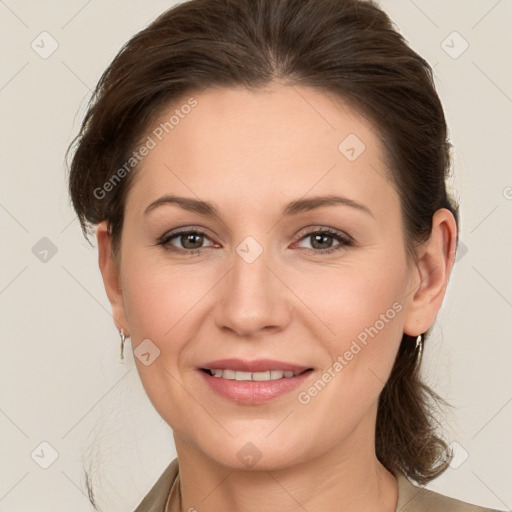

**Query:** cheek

left=300, top=259, right=407, bottom=347
left=119, top=256, right=211, bottom=421
left=121, top=259, right=206, bottom=346
left=289, top=265, right=406, bottom=445
left=295, top=258, right=407, bottom=403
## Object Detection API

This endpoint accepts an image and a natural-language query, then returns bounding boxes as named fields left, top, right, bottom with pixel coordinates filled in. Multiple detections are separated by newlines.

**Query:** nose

left=214, top=242, right=292, bottom=338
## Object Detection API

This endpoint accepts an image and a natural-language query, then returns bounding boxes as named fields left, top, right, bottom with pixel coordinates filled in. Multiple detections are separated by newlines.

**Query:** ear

left=96, top=221, right=129, bottom=335
left=403, top=208, right=458, bottom=337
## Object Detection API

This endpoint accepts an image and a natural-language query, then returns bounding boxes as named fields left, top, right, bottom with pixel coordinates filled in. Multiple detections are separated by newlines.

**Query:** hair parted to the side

left=67, top=0, right=459, bottom=493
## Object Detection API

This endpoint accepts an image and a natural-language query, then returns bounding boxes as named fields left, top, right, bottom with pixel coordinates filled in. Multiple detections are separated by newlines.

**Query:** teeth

left=208, top=369, right=302, bottom=381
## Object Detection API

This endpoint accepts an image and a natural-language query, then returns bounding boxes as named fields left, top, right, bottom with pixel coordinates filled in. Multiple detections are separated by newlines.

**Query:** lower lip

left=198, top=369, right=313, bottom=404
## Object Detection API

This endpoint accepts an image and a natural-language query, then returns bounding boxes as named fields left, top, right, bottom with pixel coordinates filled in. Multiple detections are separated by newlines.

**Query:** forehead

left=125, top=83, right=399, bottom=222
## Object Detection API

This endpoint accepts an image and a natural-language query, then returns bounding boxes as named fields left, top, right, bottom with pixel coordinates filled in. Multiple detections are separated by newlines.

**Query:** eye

left=157, top=226, right=353, bottom=256
left=294, top=227, right=353, bottom=254
left=158, top=229, right=216, bottom=254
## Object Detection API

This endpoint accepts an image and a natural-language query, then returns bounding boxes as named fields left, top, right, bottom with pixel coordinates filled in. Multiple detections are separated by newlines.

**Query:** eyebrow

left=144, top=194, right=374, bottom=218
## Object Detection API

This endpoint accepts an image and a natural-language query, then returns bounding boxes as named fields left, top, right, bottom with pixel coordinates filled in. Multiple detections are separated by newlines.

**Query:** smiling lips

left=207, top=368, right=304, bottom=380
left=198, top=358, right=313, bottom=404
left=201, top=358, right=311, bottom=380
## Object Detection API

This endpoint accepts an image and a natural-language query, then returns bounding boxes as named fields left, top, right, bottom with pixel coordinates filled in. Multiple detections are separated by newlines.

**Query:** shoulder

left=132, top=457, right=179, bottom=512
left=395, top=471, right=505, bottom=512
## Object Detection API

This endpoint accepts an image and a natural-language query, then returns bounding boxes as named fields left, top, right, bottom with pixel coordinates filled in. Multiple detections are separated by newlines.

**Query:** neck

left=172, top=419, right=398, bottom=512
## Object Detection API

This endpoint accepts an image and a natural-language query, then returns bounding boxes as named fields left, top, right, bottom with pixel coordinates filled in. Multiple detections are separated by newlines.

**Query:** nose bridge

left=215, top=235, right=290, bottom=336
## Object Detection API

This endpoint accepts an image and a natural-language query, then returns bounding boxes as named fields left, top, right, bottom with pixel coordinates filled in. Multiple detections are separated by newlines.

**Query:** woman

left=67, top=0, right=504, bottom=510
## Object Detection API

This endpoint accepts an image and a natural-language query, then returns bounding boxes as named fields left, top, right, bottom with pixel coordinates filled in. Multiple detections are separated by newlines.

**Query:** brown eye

left=310, top=233, right=335, bottom=250
left=179, top=232, right=205, bottom=249
left=158, top=229, right=215, bottom=253
left=296, top=228, right=353, bottom=254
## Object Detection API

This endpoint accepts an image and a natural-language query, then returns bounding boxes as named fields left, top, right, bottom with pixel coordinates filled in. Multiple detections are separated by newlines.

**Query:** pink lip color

left=199, top=370, right=311, bottom=404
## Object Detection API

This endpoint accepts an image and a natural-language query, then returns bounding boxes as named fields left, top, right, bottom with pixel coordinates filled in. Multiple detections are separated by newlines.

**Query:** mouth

left=197, top=359, right=314, bottom=404
left=200, top=368, right=312, bottom=381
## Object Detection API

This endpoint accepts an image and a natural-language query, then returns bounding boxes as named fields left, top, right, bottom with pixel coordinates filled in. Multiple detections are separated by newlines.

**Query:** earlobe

left=403, top=208, right=458, bottom=337
left=96, top=222, right=129, bottom=334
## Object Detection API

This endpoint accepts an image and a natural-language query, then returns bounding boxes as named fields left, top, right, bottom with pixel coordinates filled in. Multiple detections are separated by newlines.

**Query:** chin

left=198, top=432, right=312, bottom=472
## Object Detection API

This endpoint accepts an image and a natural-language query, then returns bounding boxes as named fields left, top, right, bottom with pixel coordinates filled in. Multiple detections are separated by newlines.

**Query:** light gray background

left=1, top=1, right=511, bottom=511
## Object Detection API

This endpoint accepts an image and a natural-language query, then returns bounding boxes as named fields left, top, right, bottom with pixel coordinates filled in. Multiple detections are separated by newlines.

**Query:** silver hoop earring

left=415, top=334, right=423, bottom=367
left=119, top=329, right=126, bottom=361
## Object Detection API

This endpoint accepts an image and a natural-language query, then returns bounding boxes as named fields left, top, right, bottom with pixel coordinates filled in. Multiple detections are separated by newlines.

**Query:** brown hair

left=68, top=0, right=458, bottom=490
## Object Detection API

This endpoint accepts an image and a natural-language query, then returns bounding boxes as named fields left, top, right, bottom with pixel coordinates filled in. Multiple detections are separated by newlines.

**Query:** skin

left=97, top=81, right=457, bottom=512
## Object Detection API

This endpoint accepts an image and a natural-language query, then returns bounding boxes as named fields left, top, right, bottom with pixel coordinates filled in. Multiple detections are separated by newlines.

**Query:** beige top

left=133, top=458, right=504, bottom=512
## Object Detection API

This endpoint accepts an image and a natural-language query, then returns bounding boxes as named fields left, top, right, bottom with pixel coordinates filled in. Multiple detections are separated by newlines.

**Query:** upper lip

left=200, top=358, right=312, bottom=373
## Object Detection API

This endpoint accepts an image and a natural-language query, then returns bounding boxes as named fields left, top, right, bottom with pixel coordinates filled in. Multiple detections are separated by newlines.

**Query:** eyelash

left=156, top=227, right=354, bottom=256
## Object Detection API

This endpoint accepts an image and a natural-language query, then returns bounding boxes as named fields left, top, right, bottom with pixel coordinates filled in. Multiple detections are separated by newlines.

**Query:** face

left=100, top=82, right=425, bottom=471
